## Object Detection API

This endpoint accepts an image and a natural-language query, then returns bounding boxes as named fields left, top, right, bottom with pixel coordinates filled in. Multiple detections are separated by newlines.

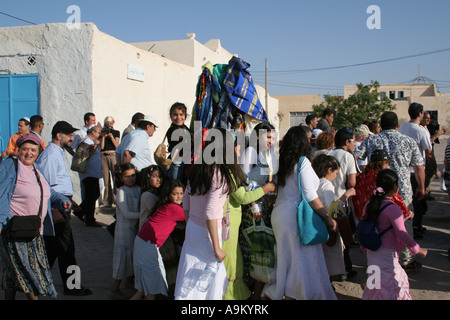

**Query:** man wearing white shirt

left=326, top=127, right=358, bottom=280
left=399, top=102, right=432, bottom=239
left=71, top=112, right=96, bottom=152
left=420, top=112, right=443, bottom=200
left=122, top=115, right=157, bottom=171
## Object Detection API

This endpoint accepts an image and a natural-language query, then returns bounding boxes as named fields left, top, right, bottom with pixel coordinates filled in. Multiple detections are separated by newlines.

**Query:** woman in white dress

left=174, top=128, right=246, bottom=300
left=264, top=126, right=337, bottom=300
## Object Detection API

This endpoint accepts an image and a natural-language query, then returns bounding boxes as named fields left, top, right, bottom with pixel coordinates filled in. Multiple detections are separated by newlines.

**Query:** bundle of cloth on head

left=190, top=56, right=268, bottom=132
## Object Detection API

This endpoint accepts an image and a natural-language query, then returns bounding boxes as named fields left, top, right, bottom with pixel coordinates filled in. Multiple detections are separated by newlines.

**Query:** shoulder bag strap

left=32, top=165, right=44, bottom=218
left=297, top=156, right=306, bottom=200
left=378, top=202, right=394, bottom=236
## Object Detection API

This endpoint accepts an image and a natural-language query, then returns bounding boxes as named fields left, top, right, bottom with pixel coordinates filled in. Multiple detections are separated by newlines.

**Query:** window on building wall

left=380, top=92, right=386, bottom=99
left=389, top=91, right=396, bottom=99
left=398, top=91, right=404, bottom=99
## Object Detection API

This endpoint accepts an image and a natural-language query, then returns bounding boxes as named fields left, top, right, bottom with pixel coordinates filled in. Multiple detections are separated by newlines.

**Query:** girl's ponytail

left=364, top=169, right=399, bottom=221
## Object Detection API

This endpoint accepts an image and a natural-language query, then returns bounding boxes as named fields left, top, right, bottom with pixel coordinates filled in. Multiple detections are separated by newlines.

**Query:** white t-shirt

left=317, top=178, right=337, bottom=210
left=125, top=128, right=154, bottom=171
left=325, top=148, right=357, bottom=199
left=398, top=122, right=431, bottom=172
left=72, top=126, right=88, bottom=151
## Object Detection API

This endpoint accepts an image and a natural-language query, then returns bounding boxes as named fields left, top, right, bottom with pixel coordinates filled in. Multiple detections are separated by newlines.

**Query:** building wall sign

left=127, top=64, right=145, bottom=82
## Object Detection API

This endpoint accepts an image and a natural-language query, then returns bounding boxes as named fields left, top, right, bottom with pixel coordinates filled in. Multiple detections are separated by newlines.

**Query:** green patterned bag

left=242, top=218, right=276, bottom=284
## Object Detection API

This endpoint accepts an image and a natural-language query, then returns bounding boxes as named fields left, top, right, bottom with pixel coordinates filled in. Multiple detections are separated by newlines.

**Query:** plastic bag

left=242, top=218, right=276, bottom=284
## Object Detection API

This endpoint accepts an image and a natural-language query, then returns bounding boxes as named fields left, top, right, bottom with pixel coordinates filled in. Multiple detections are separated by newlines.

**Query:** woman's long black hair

left=364, top=169, right=399, bottom=221
left=149, top=179, right=185, bottom=216
left=139, top=165, right=164, bottom=195
left=277, top=126, right=311, bottom=187
left=187, top=127, right=245, bottom=196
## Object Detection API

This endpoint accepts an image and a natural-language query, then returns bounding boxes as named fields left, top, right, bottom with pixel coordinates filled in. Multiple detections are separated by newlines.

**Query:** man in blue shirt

left=36, top=121, right=93, bottom=296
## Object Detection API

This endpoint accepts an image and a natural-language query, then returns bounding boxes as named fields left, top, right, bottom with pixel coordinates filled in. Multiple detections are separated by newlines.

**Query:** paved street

left=1, top=138, right=449, bottom=300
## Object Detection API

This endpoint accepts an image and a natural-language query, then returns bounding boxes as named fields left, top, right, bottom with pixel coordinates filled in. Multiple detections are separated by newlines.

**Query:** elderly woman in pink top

left=175, top=128, right=245, bottom=300
left=362, top=169, right=427, bottom=300
left=0, top=133, right=71, bottom=300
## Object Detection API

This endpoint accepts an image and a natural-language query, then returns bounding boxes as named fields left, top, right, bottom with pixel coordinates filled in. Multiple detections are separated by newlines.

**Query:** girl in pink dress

left=362, top=169, right=427, bottom=300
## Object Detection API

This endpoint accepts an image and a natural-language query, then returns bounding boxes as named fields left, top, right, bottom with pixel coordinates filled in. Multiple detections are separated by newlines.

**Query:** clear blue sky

left=1, top=0, right=449, bottom=96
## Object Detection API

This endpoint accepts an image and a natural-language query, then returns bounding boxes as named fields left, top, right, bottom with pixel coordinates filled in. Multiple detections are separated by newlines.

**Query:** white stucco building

left=0, top=22, right=278, bottom=201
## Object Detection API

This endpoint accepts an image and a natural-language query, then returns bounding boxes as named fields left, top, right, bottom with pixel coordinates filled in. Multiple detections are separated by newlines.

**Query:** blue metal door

left=0, top=74, right=40, bottom=152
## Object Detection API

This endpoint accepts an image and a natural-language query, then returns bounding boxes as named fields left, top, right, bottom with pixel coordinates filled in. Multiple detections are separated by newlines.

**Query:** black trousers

left=44, top=210, right=77, bottom=292
left=80, top=177, right=100, bottom=224
left=411, top=173, right=427, bottom=229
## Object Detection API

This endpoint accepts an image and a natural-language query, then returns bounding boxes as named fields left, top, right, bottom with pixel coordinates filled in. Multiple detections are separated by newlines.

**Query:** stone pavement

left=1, top=138, right=449, bottom=300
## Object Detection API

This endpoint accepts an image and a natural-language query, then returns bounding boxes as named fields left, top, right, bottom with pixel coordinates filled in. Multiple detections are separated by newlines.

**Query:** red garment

left=353, top=170, right=378, bottom=221
left=137, top=203, right=185, bottom=247
left=353, top=170, right=412, bottom=221
left=391, top=193, right=413, bottom=220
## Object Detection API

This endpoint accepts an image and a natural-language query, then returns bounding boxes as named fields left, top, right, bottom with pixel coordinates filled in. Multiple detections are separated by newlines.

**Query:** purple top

left=372, top=199, right=420, bottom=255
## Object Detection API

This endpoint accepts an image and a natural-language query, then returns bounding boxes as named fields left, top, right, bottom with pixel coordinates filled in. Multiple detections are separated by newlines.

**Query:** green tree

left=312, top=81, right=396, bottom=130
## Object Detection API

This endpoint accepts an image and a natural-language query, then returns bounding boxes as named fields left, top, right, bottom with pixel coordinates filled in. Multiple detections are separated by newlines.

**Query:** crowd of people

left=0, top=101, right=448, bottom=300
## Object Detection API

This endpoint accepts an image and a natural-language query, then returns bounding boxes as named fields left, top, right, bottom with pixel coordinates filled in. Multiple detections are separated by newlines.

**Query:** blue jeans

left=166, top=163, right=187, bottom=185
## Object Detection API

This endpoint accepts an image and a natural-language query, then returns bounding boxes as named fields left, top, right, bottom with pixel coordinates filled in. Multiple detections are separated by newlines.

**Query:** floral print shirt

left=354, top=129, right=424, bottom=205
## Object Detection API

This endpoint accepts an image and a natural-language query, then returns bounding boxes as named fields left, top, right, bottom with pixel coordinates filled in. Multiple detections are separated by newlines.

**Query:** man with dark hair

left=326, top=127, right=358, bottom=280
left=305, top=114, right=318, bottom=130
left=399, top=103, right=433, bottom=239
left=30, top=115, right=46, bottom=149
left=122, top=115, right=157, bottom=171
left=71, top=112, right=97, bottom=152
left=36, top=121, right=93, bottom=296
left=421, top=112, right=444, bottom=199
left=5, top=117, right=31, bottom=157
left=317, top=109, right=335, bottom=134
left=122, top=112, right=145, bottom=141
left=354, top=111, right=426, bottom=271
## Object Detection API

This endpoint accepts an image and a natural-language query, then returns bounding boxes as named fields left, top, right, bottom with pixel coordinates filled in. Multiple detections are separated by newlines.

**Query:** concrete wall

left=91, top=25, right=197, bottom=152
left=0, top=23, right=94, bottom=144
left=131, top=36, right=278, bottom=135
left=131, top=37, right=237, bottom=70
left=0, top=22, right=278, bottom=201
left=273, top=94, right=322, bottom=138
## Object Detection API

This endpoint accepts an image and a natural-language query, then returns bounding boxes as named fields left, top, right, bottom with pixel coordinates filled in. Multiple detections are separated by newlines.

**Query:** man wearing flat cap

left=36, top=121, right=93, bottom=296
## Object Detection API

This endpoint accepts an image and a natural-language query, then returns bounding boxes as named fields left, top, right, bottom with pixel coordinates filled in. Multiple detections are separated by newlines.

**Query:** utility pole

left=265, top=59, right=269, bottom=116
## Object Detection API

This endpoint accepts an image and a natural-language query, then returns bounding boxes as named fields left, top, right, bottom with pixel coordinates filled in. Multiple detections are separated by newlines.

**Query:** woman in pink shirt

left=0, top=133, right=71, bottom=300
left=175, top=128, right=245, bottom=300
left=362, top=169, right=427, bottom=300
